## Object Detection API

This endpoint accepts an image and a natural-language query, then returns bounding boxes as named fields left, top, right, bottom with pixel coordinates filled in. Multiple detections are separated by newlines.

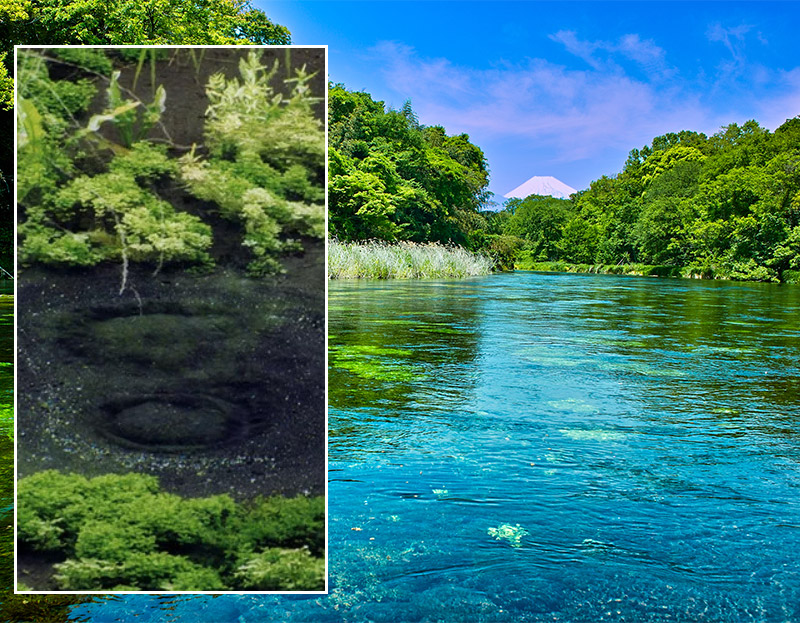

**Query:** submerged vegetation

left=17, top=47, right=324, bottom=278
left=17, top=471, right=324, bottom=591
left=11, top=46, right=326, bottom=600
left=328, top=239, right=493, bottom=279
left=487, top=523, right=529, bottom=548
left=1, top=4, right=302, bottom=619
left=0, top=0, right=294, bottom=299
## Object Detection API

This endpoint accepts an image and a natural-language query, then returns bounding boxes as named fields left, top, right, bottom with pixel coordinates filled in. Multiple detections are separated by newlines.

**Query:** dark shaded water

left=70, top=273, right=800, bottom=621
left=14, top=261, right=325, bottom=590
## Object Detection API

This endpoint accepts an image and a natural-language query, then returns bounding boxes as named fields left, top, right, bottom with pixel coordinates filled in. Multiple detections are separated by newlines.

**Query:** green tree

left=502, top=195, right=575, bottom=261
left=328, top=84, right=490, bottom=247
left=1, top=0, right=288, bottom=56
left=538, top=116, right=800, bottom=281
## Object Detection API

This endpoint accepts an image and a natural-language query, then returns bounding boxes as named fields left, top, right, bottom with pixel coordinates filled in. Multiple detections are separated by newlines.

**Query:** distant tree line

left=492, top=119, right=800, bottom=281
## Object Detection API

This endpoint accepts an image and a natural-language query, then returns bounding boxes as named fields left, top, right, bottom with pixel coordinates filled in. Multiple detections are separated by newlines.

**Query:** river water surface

left=70, top=272, right=800, bottom=621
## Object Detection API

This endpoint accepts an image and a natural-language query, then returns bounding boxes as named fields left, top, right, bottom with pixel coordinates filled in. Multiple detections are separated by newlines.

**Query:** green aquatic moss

left=234, top=547, right=324, bottom=591
left=332, top=358, right=421, bottom=383
left=18, top=49, right=323, bottom=276
left=15, top=470, right=324, bottom=592
left=329, top=343, right=424, bottom=383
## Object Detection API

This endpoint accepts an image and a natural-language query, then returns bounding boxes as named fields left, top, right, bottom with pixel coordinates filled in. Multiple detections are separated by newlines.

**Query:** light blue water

left=70, top=272, right=800, bottom=622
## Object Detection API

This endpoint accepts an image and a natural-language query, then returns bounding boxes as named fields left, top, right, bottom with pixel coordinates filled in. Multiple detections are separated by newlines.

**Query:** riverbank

left=328, top=240, right=494, bottom=279
left=518, top=260, right=800, bottom=284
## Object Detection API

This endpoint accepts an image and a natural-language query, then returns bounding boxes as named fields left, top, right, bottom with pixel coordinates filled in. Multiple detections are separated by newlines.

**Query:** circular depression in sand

left=97, top=393, right=245, bottom=452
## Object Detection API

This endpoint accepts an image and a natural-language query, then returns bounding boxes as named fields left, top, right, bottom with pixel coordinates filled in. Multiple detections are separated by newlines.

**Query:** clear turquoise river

left=71, top=272, right=800, bottom=621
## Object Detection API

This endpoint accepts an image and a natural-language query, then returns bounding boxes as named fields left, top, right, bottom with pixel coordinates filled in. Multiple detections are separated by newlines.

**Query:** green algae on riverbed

left=15, top=471, right=324, bottom=591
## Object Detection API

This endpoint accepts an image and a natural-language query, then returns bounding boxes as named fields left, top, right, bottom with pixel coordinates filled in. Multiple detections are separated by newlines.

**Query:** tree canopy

left=0, top=0, right=289, bottom=53
left=0, top=0, right=289, bottom=109
left=500, top=119, right=800, bottom=282
left=328, top=84, right=490, bottom=248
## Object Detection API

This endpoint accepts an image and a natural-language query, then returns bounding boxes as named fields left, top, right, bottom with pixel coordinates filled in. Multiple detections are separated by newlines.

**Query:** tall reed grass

left=328, top=240, right=494, bottom=279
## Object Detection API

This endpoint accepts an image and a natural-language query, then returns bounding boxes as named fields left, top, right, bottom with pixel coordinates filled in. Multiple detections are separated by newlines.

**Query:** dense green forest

left=498, top=119, right=800, bottom=282
left=328, top=84, right=799, bottom=282
left=328, top=84, right=491, bottom=248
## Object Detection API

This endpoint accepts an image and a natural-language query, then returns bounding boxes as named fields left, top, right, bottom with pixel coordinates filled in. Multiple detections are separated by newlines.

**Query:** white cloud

left=707, top=23, right=753, bottom=64
left=369, top=42, right=707, bottom=163
left=549, top=30, right=674, bottom=79
left=617, top=34, right=673, bottom=78
left=549, top=30, right=605, bottom=70
left=366, top=33, right=800, bottom=168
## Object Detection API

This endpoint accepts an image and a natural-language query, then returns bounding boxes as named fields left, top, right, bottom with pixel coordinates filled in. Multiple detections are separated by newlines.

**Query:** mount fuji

left=504, top=176, right=577, bottom=200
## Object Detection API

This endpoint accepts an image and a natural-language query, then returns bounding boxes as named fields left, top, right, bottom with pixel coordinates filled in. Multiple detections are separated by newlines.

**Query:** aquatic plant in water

left=16, top=471, right=325, bottom=591
left=17, top=48, right=324, bottom=277
left=329, top=343, right=424, bottom=383
left=487, top=523, right=529, bottom=548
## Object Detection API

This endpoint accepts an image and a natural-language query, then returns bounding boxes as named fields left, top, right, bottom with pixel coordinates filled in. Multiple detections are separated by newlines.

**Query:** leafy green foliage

left=503, top=195, right=576, bottom=261
left=0, top=53, right=12, bottom=111
left=17, top=470, right=325, bottom=591
left=0, top=0, right=289, bottom=61
left=497, top=119, right=800, bottom=282
left=179, top=51, right=325, bottom=275
left=235, top=547, right=324, bottom=591
left=17, top=48, right=323, bottom=276
left=89, top=69, right=166, bottom=147
left=328, top=84, right=490, bottom=248
left=237, top=494, right=325, bottom=556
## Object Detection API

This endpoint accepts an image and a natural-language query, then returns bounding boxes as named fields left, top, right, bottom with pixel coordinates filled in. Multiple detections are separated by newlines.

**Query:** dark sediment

left=16, top=244, right=325, bottom=502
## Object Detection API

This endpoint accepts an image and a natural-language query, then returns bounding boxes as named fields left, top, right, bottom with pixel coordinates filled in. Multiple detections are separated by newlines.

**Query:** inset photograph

left=15, top=46, right=326, bottom=593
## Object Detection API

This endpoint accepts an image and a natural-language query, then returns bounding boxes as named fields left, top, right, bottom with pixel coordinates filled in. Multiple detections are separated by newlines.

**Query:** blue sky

left=259, top=1, right=800, bottom=207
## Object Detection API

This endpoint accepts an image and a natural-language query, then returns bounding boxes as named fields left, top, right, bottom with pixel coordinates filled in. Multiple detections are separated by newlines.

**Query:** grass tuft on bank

left=328, top=240, right=494, bottom=279
left=519, top=259, right=800, bottom=283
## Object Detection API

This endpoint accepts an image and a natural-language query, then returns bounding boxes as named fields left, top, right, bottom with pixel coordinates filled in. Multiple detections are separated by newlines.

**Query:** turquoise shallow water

left=70, top=272, right=800, bottom=621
